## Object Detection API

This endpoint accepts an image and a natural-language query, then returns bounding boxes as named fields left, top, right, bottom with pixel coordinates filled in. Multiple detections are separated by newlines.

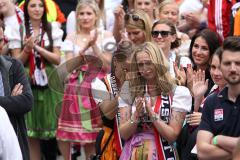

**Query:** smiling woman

left=188, top=29, right=220, bottom=96
left=27, top=0, right=44, bottom=21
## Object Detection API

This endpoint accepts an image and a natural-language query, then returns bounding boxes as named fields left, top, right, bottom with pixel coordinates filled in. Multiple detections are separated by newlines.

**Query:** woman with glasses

left=151, top=19, right=191, bottom=79
left=119, top=42, right=192, bottom=160
left=113, top=9, right=152, bottom=45
left=158, top=0, right=192, bottom=67
left=158, top=0, right=189, bottom=41
left=56, top=0, right=115, bottom=159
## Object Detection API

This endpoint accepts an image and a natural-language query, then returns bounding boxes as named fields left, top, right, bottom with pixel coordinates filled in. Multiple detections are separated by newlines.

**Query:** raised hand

left=114, top=5, right=125, bottom=23
left=174, top=62, right=187, bottom=86
left=192, top=69, right=208, bottom=98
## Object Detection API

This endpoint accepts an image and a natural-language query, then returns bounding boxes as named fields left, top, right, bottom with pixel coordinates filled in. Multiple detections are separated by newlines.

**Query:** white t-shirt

left=0, top=106, right=22, bottom=160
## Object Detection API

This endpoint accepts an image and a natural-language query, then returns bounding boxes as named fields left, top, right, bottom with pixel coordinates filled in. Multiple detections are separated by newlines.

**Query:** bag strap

left=99, top=129, right=114, bottom=156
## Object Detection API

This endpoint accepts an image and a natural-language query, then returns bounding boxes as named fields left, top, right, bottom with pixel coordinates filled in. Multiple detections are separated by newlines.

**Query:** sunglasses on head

left=151, top=30, right=172, bottom=38
left=124, top=13, right=141, bottom=22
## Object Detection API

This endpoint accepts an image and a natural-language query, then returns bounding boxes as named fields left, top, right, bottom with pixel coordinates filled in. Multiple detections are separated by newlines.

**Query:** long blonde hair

left=129, top=42, right=176, bottom=97
left=75, top=0, right=100, bottom=33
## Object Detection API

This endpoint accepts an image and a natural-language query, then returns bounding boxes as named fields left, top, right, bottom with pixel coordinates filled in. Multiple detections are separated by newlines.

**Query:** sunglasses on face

left=151, top=30, right=172, bottom=38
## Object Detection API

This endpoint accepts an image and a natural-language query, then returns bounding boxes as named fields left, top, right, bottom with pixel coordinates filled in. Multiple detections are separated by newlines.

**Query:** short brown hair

left=220, top=36, right=240, bottom=61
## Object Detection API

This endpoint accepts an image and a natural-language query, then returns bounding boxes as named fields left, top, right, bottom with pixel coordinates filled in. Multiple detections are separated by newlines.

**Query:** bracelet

left=212, top=136, right=218, bottom=145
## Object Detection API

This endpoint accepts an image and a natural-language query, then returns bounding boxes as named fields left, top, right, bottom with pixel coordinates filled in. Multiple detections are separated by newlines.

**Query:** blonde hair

left=75, top=0, right=100, bottom=33
left=124, top=10, right=152, bottom=42
left=129, top=42, right=176, bottom=97
left=133, top=0, right=159, bottom=19
left=158, top=0, right=179, bottom=15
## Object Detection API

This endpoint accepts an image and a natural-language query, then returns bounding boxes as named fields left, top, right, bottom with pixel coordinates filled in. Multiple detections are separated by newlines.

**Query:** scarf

left=28, top=22, right=48, bottom=87
left=153, top=94, right=177, bottom=160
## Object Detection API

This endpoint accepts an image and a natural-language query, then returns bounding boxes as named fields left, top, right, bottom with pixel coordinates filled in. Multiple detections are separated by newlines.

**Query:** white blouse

left=6, top=21, right=63, bottom=49
left=128, top=86, right=192, bottom=114
left=4, top=6, right=24, bottom=49
left=61, top=31, right=116, bottom=56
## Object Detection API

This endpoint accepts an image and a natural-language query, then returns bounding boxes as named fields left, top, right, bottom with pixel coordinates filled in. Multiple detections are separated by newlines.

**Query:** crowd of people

left=0, top=0, right=240, bottom=160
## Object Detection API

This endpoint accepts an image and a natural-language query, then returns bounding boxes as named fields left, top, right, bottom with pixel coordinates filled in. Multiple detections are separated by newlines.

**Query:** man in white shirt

left=0, top=106, right=22, bottom=160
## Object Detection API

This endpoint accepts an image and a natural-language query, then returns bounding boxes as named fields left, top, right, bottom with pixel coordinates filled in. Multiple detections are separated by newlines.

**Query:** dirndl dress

left=56, top=68, right=104, bottom=143
left=25, top=64, right=63, bottom=139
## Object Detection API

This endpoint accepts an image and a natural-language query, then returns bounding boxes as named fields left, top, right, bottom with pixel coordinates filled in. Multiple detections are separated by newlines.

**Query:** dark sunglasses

left=151, top=30, right=172, bottom=38
left=124, top=13, right=141, bottom=22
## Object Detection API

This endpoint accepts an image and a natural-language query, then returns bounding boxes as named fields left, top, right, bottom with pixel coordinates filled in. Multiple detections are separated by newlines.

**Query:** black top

left=0, top=56, right=33, bottom=160
left=199, top=87, right=240, bottom=137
